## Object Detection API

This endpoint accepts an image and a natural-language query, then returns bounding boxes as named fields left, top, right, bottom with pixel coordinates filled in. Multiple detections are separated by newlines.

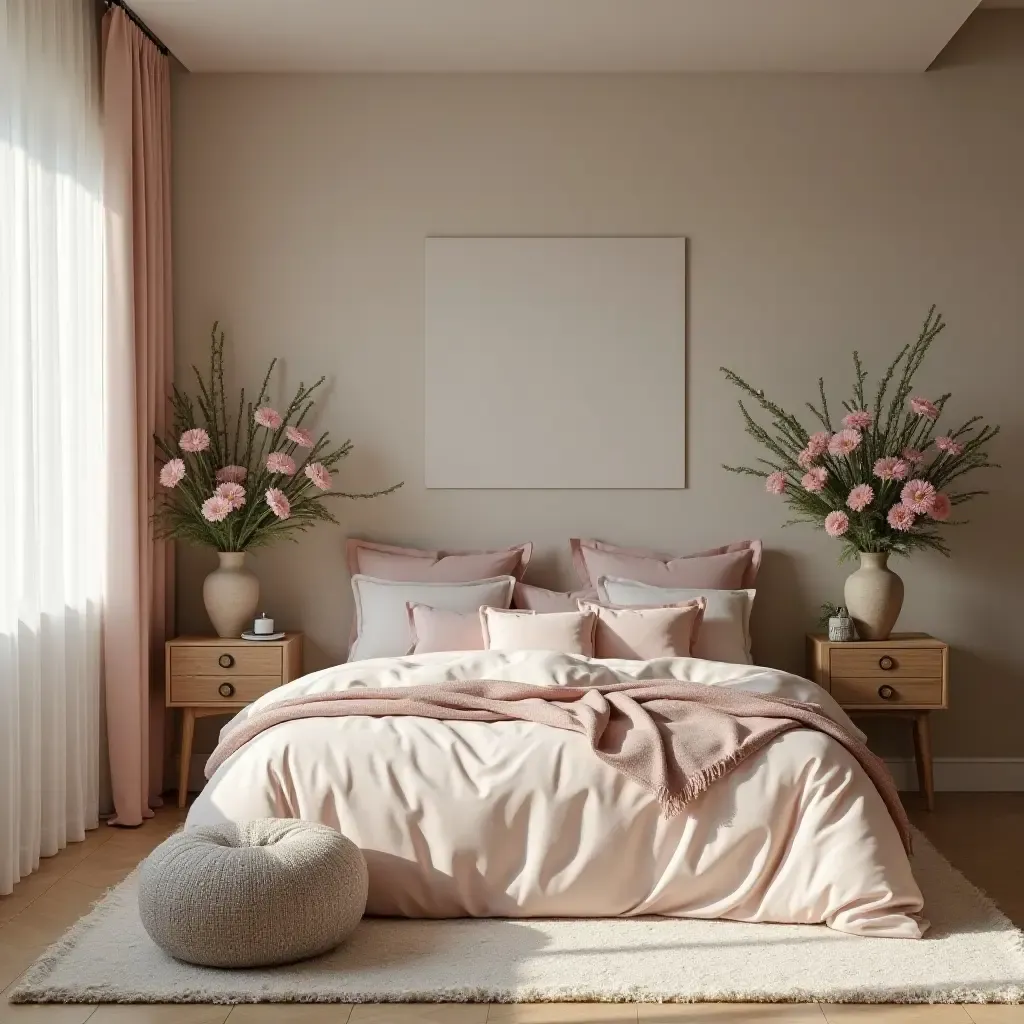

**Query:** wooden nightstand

left=166, top=633, right=303, bottom=808
left=807, top=632, right=948, bottom=810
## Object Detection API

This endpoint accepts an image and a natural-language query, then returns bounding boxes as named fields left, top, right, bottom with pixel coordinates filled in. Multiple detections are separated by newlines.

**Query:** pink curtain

left=101, top=6, right=175, bottom=827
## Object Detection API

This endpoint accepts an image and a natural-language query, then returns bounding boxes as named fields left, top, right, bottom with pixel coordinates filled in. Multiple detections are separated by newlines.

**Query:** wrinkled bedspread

left=187, top=650, right=926, bottom=937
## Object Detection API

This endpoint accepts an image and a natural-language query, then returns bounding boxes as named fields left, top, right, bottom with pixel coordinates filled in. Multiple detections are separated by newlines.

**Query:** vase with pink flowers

left=722, top=308, right=999, bottom=640
left=155, top=324, right=402, bottom=637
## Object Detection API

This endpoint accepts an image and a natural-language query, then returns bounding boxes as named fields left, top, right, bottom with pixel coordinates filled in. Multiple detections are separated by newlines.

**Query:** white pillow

left=480, top=607, right=597, bottom=656
left=597, top=577, right=755, bottom=665
left=349, top=575, right=516, bottom=662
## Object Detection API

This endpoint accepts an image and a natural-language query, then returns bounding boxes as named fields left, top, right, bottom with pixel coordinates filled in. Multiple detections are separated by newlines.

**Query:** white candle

left=254, top=613, right=274, bottom=635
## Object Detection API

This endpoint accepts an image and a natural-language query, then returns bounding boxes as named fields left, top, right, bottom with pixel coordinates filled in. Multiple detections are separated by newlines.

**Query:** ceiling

left=132, top=0, right=987, bottom=74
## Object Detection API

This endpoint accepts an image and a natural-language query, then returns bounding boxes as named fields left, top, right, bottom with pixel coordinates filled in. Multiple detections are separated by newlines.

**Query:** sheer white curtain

left=0, top=0, right=104, bottom=894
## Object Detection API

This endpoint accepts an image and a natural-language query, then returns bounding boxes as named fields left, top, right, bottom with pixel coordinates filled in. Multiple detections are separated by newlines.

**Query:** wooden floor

left=1, top=793, right=1022, bottom=1023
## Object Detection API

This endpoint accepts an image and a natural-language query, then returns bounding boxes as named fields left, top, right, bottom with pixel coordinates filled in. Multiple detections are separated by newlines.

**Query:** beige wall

left=171, top=12, right=1024, bottom=762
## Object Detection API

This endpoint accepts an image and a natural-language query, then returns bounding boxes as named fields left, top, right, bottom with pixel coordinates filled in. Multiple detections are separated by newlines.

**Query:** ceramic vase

left=202, top=551, right=259, bottom=638
left=843, top=551, right=904, bottom=641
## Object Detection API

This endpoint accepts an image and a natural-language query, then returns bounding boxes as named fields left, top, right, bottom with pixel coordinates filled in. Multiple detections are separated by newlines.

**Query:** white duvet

left=187, top=650, right=926, bottom=937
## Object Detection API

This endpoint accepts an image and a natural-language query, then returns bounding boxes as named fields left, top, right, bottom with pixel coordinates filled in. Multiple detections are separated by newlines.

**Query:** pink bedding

left=187, top=650, right=926, bottom=938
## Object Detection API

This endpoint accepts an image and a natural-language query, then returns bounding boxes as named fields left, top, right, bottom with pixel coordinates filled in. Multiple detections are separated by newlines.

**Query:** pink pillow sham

left=406, top=603, right=485, bottom=655
left=513, top=581, right=597, bottom=613
left=578, top=599, right=706, bottom=661
left=480, top=607, right=597, bottom=656
left=570, top=538, right=761, bottom=591
left=347, top=538, right=533, bottom=582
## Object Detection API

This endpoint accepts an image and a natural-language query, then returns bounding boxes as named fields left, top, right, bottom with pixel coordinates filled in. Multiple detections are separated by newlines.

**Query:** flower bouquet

left=721, top=307, right=998, bottom=638
left=155, top=324, right=402, bottom=635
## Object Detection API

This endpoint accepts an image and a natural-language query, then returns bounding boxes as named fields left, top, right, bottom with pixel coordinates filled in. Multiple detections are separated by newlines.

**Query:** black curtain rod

left=104, top=0, right=169, bottom=56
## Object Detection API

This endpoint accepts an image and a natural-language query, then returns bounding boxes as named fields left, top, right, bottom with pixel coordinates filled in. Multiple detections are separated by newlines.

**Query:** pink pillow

left=406, top=603, right=485, bottom=655
left=570, top=538, right=761, bottom=591
left=348, top=539, right=533, bottom=582
left=479, top=607, right=597, bottom=656
left=513, top=582, right=597, bottom=613
left=578, top=599, right=706, bottom=660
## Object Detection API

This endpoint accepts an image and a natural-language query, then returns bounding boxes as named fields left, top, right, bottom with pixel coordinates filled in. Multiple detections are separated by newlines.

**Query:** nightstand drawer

left=170, top=644, right=281, bottom=677
left=829, top=646, right=943, bottom=680
left=830, top=676, right=944, bottom=707
left=169, top=675, right=281, bottom=705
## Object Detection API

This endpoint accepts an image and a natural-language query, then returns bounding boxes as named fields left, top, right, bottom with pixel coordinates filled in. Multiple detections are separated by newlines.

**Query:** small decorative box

left=828, top=607, right=857, bottom=643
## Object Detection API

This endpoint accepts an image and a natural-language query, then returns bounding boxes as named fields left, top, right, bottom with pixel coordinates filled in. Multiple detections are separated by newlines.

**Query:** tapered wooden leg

left=178, top=707, right=196, bottom=809
left=913, top=711, right=935, bottom=811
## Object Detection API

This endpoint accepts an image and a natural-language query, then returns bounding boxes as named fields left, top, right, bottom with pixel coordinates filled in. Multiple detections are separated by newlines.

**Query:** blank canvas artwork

left=424, top=236, right=687, bottom=489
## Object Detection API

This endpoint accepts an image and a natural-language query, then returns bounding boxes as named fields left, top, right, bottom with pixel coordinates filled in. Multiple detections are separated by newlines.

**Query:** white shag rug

left=10, top=831, right=1024, bottom=1006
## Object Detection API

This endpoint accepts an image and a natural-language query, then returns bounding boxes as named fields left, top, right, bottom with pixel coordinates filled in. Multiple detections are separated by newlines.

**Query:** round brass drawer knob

left=878, top=655, right=895, bottom=671
left=218, top=653, right=235, bottom=669
left=218, top=682, right=235, bottom=698
left=878, top=684, right=895, bottom=700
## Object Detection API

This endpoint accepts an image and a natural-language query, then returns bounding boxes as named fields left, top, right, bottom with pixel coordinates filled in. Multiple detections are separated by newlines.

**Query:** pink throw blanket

left=206, top=678, right=910, bottom=851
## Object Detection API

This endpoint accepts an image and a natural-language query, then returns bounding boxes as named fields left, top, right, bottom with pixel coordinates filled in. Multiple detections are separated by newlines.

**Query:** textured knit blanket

left=205, top=678, right=910, bottom=851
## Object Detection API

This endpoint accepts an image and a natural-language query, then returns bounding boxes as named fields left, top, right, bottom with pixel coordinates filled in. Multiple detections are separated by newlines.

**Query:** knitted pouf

left=138, top=819, right=368, bottom=968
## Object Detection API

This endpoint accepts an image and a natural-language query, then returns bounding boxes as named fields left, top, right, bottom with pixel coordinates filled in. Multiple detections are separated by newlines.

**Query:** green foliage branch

left=721, top=308, right=999, bottom=561
left=154, top=324, right=402, bottom=551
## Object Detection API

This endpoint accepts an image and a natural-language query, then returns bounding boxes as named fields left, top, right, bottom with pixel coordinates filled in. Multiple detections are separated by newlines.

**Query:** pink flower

left=802, top=467, right=828, bottom=493
left=179, top=428, right=210, bottom=453
left=842, top=410, right=873, bottom=431
left=265, top=487, right=291, bottom=519
left=902, top=447, right=926, bottom=466
left=304, top=462, right=332, bottom=491
left=266, top=451, right=296, bottom=475
left=847, top=484, right=874, bottom=512
left=901, top=478, right=936, bottom=514
left=828, top=429, right=862, bottom=457
left=159, top=458, right=185, bottom=488
left=216, top=465, right=248, bottom=484
left=873, top=456, right=909, bottom=482
left=930, top=492, right=952, bottom=522
left=254, top=406, right=283, bottom=430
left=887, top=503, right=916, bottom=532
left=797, top=447, right=817, bottom=470
left=824, top=510, right=850, bottom=537
left=286, top=426, right=315, bottom=448
left=201, top=495, right=233, bottom=522
left=910, top=397, right=939, bottom=420
left=214, top=482, right=246, bottom=510
left=806, top=432, right=830, bottom=458
left=935, top=435, right=964, bottom=457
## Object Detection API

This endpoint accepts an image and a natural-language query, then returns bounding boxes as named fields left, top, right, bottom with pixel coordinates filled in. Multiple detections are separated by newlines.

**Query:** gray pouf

left=138, top=819, right=368, bottom=968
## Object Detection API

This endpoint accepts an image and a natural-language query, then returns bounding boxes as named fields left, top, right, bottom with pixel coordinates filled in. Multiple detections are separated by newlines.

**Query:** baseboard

left=885, top=757, right=1024, bottom=791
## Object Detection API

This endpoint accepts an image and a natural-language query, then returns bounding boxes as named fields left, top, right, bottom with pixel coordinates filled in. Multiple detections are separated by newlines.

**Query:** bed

left=187, top=649, right=926, bottom=938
